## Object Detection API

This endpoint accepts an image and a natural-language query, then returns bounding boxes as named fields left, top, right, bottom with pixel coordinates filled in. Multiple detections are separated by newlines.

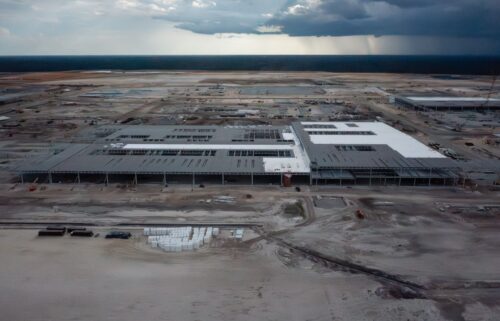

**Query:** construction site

left=14, top=121, right=460, bottom=187
left=1, top=71, right=500, bottom=321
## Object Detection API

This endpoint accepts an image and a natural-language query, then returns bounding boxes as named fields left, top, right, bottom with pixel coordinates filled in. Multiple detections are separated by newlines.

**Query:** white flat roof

left=302, top=122, right=445, bottom=159
left=406, top=97, right=500, bottom=102
left=121, top=144, right=294, bottom=150
left=263, top=127, right=310, bottom=173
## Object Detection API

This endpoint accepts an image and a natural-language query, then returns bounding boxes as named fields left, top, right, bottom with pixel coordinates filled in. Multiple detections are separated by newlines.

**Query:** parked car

left=105, top=231, right=132, bottom=239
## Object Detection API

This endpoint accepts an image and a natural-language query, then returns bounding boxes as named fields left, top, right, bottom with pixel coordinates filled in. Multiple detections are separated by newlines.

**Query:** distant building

left=394, top=96, right=500, bottom=111
left=14, top=122, right=460, bottom=186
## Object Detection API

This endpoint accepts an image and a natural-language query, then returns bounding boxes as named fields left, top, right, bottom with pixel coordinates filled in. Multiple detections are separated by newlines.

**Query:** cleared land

left=0, top=71, right=499, bottom=321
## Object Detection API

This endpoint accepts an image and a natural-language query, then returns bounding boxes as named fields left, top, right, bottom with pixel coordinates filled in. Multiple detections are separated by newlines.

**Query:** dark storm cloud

left=141, top=0, right=500, bottom=38
left=318, top=0, right=369, bottom=20
left=1, top=0, right=498, bottom=41
left=381, top=0, right=435, bottom=8
left=152, top=0, right=288, bottom=34
left=268, top=0, right=500, bottom=37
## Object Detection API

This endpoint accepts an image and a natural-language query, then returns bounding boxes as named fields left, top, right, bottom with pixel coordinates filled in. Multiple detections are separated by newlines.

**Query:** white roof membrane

left=262, top=127, right=310, bottom=173
left=121, top=144, right=294, bottom=150
left=406, top=97, right=500, bottom=102
left=303, top=122, right=445, bottom=159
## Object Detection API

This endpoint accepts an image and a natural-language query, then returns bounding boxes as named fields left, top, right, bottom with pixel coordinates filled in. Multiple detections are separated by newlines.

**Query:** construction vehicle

left=28, top=177, right=39, bottom=192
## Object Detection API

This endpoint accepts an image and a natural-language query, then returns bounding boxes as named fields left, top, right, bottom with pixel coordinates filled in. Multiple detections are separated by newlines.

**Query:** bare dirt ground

left=0, top=184, right=499, bottom=320
left=1, top=71, right=499, bottom=320
left=0, top=229, right=459, bottom=321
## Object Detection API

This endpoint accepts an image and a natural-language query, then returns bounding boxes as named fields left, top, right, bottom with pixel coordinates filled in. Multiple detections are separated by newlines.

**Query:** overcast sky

left=0, top=0, right=499, bottom=55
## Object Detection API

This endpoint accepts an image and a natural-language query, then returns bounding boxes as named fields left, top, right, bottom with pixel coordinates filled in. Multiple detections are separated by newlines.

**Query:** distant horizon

left=1, top=55, right=499, bottom=74
left=2, top=54, right=500, bottom=57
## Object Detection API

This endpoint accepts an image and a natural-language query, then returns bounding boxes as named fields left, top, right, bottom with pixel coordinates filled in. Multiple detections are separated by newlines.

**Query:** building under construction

left=14, top=122, right=461, bottom=186
left=393, top=96, right=500, bottom=111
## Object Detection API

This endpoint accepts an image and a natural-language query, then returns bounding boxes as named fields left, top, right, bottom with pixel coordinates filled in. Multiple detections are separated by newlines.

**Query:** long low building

left=14, top=122, right=461, bottom=186
left=393, top=96, right=500, bottom=111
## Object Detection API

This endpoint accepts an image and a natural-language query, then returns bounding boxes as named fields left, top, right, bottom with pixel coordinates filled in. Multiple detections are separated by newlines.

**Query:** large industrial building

left=393, top=96, right=500, bottom=111
left=15, top=122, right=461, bottom=186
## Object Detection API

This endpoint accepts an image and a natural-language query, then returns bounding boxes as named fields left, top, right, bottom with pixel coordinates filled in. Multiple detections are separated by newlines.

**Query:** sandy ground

left=287, top=197, right=500, bottom=283
left=0, top=229, right=453, bottom=321
left=0, top=185, right=499, bottom=320
left=0, top=71, right=499, bottom=320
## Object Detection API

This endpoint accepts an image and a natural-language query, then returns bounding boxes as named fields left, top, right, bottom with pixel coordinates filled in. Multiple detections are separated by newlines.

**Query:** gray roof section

left=292, top=122, right=458, bottom=169
left=396, top=96, right=500, bottom=109
left=99, top=124, right=293, bottom=145
left=15, top=125, right=296, bottom=174
left=15, top=144, right=89, bottom=172
left=50, top=148, right=266, bottom=174
left=15, top=123, right=459, bottom=175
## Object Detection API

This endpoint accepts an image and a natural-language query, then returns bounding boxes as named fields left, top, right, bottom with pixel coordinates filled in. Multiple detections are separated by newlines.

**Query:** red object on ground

left=283, top=173, right=292, bottom=187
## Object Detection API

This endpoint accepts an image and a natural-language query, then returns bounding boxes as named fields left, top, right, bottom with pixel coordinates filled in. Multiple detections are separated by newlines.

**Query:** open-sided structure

left=394, top=96, right=500, bottom=111
left=14, top=122, right=461, bottom=186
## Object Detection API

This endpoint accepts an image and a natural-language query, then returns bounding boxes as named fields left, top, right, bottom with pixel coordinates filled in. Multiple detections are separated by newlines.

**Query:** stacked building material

left=234, top=229, right=244, bottom=240
left=144, top=226, right=217, bottom=252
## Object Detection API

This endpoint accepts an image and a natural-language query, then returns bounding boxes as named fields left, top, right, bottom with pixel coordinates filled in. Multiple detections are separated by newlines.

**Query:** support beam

left=105, top=173, right=109, bottom=186
left=339, top=169, right=342, bottom=186
left=134, top=173, right=138, bottom=185
left=77, top=172, right=80, bottom=184
left=163, top=172, right=166, bottom=186
left=428, top=168, right=432, bottom=186
left=192, top=172, right=195, bottom=190
left=222, top=173, right=224, bottom=185
left=280, top=173, right=283, bottom=186
left=251, top=172, right=253, bottom=185
left=20, top=173, right=24, bottom=184
left=369, top=169, right=372, bottom=186
left=48, top=172, right=53, bottom=184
